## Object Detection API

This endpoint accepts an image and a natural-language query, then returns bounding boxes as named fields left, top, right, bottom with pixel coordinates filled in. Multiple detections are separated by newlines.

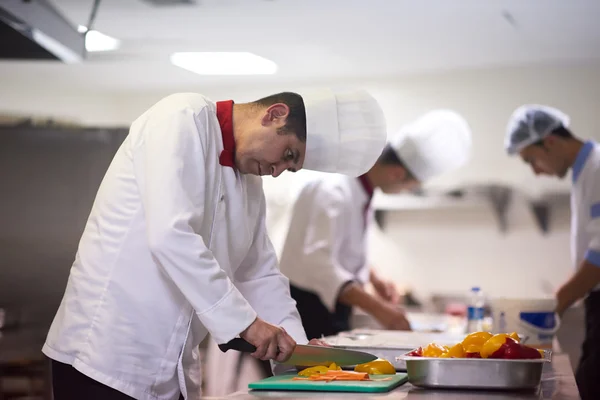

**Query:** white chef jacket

left=278, top=174, right=373, bottom=312
left=571, top=140, right=600, bottom=292
left=42, top=93, right=307, bottom=400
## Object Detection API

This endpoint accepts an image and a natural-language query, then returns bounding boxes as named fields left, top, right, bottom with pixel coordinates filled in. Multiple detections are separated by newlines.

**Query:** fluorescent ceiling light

left=170, top=52, right=278, bottom=75
left=78, top=25, right=120, bottom=52
left=32, top=30, right=82, bottom=63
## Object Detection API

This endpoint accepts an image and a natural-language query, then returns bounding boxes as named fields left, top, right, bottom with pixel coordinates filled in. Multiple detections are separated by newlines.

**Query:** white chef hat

left=300, top=88, right=387, bottom=177
left=390, top=110, right=472, bottom=182
left=505, top=104, right=571, bottom=155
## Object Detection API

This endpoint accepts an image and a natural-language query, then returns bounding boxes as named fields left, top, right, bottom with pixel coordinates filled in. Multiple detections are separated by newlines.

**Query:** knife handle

left=218, top=338, right=257, bottom=353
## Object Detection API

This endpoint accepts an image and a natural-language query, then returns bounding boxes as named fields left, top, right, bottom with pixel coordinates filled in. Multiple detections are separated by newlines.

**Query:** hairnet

left=505, top=104, right=570, bottom=155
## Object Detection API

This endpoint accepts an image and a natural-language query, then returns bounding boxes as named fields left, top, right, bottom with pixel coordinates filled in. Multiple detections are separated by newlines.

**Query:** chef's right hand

left=240, top=317, right=296, bottom=363
left=374, top=304, right=412, bottom=331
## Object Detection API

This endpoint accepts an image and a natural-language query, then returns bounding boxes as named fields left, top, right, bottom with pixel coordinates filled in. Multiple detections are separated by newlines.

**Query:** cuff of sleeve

left=319, top=269, right=356, bottom=313
left=197, top=286, right=258, bottom=344
left=281, top=321, right=309, bottom=345
left=585, top=249, right=600, bottom=268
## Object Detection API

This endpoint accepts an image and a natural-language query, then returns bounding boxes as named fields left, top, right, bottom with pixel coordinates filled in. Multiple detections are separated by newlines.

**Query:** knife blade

left=218, top=338, right=377, bottom=366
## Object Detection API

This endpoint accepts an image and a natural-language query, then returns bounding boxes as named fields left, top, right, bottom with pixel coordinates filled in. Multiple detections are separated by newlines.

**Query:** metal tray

left=334, top=345, right=412, bottom=371
left=399, top=350, right=552, bottom=390
left=324, top=330, right=467, bottom=371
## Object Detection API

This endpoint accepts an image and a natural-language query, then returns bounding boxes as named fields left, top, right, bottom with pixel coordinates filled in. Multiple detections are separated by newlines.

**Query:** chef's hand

left=373, top=278, right=401, bottom=305
left=374, top=304, right=412, bottom=331
left=240, top=317, right=296, bottom=362
left=307, top=338, right=332, bottom=347
left=370, top=269, right=401, bottom=305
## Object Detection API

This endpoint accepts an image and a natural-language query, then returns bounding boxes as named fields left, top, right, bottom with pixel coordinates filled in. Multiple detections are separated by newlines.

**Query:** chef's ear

left=262, top=103, right=290, bottom=127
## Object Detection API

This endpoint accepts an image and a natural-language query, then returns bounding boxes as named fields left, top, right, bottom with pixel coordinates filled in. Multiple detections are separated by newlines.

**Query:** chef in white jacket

left=504, top=105, right=600, bottom=400
left=42, top=89, right=387, bottom=400
left=279, top=110, right=472, bottom=339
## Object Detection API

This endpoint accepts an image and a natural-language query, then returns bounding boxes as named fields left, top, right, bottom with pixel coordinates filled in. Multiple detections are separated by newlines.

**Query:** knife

left=219, top=338, right=377, bottom=366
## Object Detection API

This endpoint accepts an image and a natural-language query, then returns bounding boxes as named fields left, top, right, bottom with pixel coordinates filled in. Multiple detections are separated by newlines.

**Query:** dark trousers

left=51, top=360, right=184, bottom=400
left=290, top=284, right=352, bottom=340
left=576, top=291, right=600, bottom=400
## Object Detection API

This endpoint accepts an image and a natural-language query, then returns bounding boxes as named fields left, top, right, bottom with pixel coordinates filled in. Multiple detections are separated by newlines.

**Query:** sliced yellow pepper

left=298, top=365, right=329, bottom=377
left=298, top=362, right=342, bottom=377
left=461, top=331, right=493, bottom=351
left=354, top=358, right=395, bottom=375
left=328, top=362, right=342, bottom=371
left=422, top=343, right=447, bottom=357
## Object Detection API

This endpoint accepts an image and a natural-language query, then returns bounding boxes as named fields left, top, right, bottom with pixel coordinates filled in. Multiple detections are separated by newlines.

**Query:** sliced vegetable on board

left=354, top=358, right=396, bottom=375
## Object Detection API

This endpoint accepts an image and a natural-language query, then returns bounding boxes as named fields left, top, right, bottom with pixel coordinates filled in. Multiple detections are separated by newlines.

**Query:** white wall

left=367, top=196, right=573, bottom=301
left=2, top=63, right=600, bottom=195
left=1, top=63, right=595, bottom=300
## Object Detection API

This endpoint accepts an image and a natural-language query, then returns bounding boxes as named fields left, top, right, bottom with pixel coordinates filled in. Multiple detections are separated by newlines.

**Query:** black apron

left=50, top=359, right=185, bottom=400
left=576, top=290, right=600, bottom=400
left=290, top=284, right=353, bottom=340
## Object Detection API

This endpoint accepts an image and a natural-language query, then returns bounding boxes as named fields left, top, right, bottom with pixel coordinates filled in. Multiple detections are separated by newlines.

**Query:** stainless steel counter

left=209, top=354, right=579, bottom=400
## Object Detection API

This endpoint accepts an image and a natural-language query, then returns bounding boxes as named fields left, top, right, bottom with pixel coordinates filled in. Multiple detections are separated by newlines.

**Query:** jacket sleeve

left=132, top=106, right=257, bottom=344
left=295, top=184, right=355, bottom=312
left=233, top=188, right=309, bottom=344
left=355, top=208, right=374, bottom=285
left=584, top=180, right=600, bottom=268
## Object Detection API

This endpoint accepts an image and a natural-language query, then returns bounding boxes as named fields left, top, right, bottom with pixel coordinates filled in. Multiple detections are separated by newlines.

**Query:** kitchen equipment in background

left=323, top=329, right=466, bottom=370
left=352, top=309, right=468, bottom=334
left=490, top=297, right=560, bottom=349
left=400, top=349, right=552, bottom=389
left=219, top=338, right=377, bottom=366
left=248, top=373, right=408, bottom=393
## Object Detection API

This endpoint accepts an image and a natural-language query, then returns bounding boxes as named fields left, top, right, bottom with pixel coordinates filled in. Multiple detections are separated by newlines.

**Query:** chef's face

left=235, top=103, right=306, bottom=177
left=379, top=165, right=421, bottom=194
left=519, top=138, right=569, bottom=179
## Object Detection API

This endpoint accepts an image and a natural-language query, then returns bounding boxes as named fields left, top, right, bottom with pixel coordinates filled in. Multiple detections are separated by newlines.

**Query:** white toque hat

left=391, top=110, right=472, bottom=182
left=505, top=104, right=570, bottom=155
left=300, top=88, right=387, bottom=177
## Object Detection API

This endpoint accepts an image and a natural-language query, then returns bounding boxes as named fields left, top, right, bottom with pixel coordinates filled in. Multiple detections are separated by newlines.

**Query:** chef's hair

left=533, top=125, right=573, bottom=147
left=252, top=92, right=307, bottom=143
left=377, top=143, right=416, bottom=179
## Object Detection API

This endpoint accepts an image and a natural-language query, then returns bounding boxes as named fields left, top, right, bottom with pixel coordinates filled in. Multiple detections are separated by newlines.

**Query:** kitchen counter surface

left=208, top=353, right=579, bottom=400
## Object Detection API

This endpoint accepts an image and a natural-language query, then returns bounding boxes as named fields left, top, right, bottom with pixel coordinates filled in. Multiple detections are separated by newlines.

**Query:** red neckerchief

left=216, top=100, right=235, bottom=169
left=358, top=174, right=374, bottom=230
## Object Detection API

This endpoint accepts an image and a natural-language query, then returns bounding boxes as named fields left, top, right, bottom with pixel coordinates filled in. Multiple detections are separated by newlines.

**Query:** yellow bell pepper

left=509, top=332, right=521, bottom=342
left=445, top=343, right=466, bottom=358
left=422, top=343, right=447, bottom=358
left=298, top=362, right=342, bottom=377
left=298, top=365, right=329, bottom=377
left=354, top=358, right=396, bottom=375
left=328, top=362, right=342, bottom=371
left=462, top=331, right=492, bottom=349
left=480, top=334, right=511, bottom=358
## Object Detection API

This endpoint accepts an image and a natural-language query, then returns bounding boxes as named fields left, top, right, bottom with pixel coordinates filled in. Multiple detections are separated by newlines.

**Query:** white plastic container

left=489, top=297, right=560, bottom=349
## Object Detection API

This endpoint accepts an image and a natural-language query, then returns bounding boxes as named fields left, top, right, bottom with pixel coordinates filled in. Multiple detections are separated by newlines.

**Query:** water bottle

left=466, top=287, right=485, bottom=333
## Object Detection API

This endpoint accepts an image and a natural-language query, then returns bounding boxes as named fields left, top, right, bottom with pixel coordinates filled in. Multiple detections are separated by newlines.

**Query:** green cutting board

left=248, top=373, right=408, bottom=393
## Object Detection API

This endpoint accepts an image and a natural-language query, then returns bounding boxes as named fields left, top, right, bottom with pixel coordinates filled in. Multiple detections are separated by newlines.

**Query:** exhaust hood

left=0, top=0, right=85, bottom=63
